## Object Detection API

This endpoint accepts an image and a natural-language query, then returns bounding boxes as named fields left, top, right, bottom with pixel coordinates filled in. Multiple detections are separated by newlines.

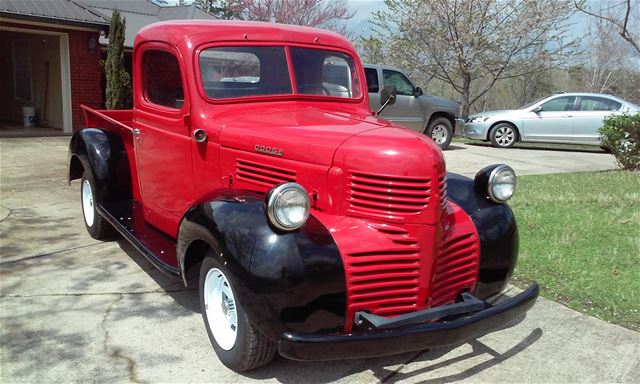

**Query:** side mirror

left=377, top=86, right=397, bottom=115
left=533, top=105, right=543, bottom=113
left=414, top=86, right=423, bottom=96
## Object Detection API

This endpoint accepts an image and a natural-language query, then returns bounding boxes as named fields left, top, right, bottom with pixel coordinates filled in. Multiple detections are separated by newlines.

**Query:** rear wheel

left=80, top=171, right=115, bottom=240
left=426, top=117, right=453, bottom=150
left=199, top=253, right=276, bottom=371
left=489, top=123, right=518, bottom=148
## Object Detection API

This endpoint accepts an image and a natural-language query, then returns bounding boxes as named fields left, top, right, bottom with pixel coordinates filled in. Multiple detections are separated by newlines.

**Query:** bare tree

left=194, top=0, right=246, bottom=19
left=374, top=0, right=579, bottom=115
left=575, top=0, right=640, bottom=54
left=357, top=36, right=386, bottom=64
left=581, top=20, right=637, bottom=93
left=245, top=0, right=354, bottom=35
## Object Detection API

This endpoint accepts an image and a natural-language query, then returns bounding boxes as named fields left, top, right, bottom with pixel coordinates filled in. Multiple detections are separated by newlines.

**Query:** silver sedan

left=464, top=93, right=640, bottom=148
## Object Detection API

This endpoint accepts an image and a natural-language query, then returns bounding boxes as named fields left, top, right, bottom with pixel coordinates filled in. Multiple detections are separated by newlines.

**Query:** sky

left=160, top=0, right=635, bottom=44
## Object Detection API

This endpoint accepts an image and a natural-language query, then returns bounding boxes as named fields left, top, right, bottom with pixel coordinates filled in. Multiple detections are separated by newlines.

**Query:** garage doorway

left=0, top=27, right=72, bottom=134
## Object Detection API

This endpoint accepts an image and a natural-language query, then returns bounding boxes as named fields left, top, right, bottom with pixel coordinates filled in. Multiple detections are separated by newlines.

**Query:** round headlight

left=488, top=165, right=516, bottom=202
left=266, top=182, right=310, bottom=231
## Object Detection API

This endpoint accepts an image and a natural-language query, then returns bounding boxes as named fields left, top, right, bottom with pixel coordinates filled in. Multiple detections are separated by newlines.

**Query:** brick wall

left=68, top=30, right=103, bottom=129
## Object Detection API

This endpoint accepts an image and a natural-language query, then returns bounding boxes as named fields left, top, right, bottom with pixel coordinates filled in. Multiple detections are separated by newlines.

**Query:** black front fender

left=177, top=190, right=346, bottom=340
left=446, top=172, right=519, bottom=299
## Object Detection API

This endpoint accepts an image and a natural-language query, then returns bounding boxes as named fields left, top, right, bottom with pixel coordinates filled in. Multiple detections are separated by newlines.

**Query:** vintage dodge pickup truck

left=68, top=20, right=538, bottom=372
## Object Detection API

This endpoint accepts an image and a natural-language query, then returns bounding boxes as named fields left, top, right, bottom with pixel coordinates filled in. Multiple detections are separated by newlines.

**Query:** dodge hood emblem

left=254, top=145, right=283, bottom=157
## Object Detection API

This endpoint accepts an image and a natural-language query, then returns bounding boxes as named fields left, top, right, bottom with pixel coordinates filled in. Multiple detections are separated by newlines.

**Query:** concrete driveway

left=1, top=137, right=637, bottom=383
left=443, top=142, right=619, bottom=177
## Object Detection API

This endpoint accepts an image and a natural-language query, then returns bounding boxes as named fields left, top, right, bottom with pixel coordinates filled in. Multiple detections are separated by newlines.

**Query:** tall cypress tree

left=104, top=9, right=131, bottom=109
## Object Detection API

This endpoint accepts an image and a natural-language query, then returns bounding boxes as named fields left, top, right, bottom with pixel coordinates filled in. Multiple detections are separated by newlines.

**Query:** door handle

left=192, top=128, right=207, bottom=143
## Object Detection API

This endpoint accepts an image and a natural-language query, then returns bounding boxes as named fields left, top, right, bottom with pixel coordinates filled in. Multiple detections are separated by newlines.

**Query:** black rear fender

left=68, top=128, right=132, bottom=202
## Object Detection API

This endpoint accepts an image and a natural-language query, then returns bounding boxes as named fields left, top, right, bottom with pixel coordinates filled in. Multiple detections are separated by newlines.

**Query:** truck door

left=132, top=45, right=194, bottom=236
left=521, top=95, right=575, bottom=142
left=379, top=69, right=424, bottom=131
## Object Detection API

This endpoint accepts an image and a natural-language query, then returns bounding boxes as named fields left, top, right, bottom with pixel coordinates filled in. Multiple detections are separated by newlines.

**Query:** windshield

left=520, top=96, right=548, bottom=109
left=199, top=46, right=362, bottom=100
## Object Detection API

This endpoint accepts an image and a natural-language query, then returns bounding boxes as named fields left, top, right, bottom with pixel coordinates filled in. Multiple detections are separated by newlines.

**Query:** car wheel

left=200, top=253, right=276, bottom=371
left=81, top=171, right=115, bottom=240
left=489, top=123, right=518, bottom=148
left=426, top=117, right=453, bottom=150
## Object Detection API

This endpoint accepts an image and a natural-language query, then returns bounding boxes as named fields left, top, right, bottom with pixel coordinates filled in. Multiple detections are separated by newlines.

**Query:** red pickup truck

left=68, top=20, right=538, bottom=372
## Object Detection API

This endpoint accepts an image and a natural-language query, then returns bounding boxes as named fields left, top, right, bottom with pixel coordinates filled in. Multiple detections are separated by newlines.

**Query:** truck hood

left=217, top=105, right=389, bottom=166
left=419, top=95, right=460, bottom=113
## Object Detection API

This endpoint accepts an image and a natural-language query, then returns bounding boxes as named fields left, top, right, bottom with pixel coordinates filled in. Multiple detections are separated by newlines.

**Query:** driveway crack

left=101, top=293, right=145, bottom=384
left=378, top=350, right=424, bottom=383
left=0, top=203, right=13, bottom=222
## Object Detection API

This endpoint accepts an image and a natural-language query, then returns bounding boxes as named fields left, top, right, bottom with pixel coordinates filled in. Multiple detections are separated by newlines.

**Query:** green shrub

left=599, top=113, right=640, bottom=171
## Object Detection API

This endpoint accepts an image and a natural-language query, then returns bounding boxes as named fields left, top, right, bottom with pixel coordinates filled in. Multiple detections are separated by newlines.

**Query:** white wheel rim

left=82, top=179, right=95, bottom=227
left=204, top=267, right=238, bottom=350
left=495, top=126, right=515, bottom=146
left=431, top=125, right=448, bottom=144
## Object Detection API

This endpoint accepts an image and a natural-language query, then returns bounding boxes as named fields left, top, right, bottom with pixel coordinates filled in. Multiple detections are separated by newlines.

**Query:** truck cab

left=68, top=20, right=538, bottom=372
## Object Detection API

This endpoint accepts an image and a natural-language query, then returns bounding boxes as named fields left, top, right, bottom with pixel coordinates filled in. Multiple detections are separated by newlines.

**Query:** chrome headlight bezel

left=265, top=182, right=310, bottom=231
left=475, top=164, right=517, bottom=203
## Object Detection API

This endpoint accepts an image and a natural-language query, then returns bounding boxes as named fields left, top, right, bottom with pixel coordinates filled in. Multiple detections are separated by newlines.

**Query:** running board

left=97, top=201, right=180, bottom=278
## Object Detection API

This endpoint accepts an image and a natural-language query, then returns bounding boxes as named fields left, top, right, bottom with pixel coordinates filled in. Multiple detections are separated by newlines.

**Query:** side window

left=143, top=50, right=184, bottom=109
left=365, top=68, right=379, bottom=93
left=541, top=96, right=576, bottom=112
left=580, top=97, right=621, bottom=111
left=382, top=70, right=414, bottom=96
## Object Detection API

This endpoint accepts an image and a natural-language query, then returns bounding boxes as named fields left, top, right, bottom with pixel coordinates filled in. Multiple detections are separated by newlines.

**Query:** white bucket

left=22, top=106, right=36, bottom=127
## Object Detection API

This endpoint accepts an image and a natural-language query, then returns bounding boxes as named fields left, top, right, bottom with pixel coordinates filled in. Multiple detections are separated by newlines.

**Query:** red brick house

left=0, top=0, right=214, bottom=134
left=0, top=0, right=109, bottom=133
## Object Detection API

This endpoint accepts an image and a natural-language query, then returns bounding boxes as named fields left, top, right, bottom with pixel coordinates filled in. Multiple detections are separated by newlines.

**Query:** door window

left=540, top=96, right=576, bottom=112
left=579, top=96, right=621, bottom=111
left=382, top=70, right=414, bottom=96
left=365, top=68, right=379, bottom=93
left=143, top=50, right=185, bottom=109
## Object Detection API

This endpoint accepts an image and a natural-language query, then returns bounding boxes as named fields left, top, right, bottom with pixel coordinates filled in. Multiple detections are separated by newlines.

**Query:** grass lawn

left=508, top=170, right=640, bottom=331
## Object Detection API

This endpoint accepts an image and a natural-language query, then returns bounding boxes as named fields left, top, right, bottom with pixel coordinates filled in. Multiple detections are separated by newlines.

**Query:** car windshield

left=520, top=96, right=548, bottom=109
left=199, top=46, right=362, bottom=100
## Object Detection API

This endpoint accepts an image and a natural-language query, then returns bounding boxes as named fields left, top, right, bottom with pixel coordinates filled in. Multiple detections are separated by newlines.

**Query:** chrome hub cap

left=82, top=179, right=94, bottom=227
left=204, top=267, right=238, bottom=350
left=431, top=125, right=448, bottom=144
left=495, top=126, right=515, bottom=146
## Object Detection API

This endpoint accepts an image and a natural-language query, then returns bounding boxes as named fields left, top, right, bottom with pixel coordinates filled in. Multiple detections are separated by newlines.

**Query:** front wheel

left=489, top=123, right=518, bottom=148
left=199, top=253, right=276, bottom=371
left=426, top=117, right=453, bottom=150
left=80, top=171, right=115, bottom=240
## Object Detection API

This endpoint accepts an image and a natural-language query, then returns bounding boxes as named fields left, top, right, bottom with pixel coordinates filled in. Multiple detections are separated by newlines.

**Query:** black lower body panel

left=97, top=201, right=180, bottom=277
left=278, top=283, right=539, bottom=361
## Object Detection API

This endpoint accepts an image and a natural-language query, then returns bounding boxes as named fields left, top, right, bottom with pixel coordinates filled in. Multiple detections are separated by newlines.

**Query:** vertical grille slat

left=429, top=228, right=480, bottom=307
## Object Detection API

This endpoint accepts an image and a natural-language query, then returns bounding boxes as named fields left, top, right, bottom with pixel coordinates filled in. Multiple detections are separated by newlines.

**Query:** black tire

left=80, top=171, right=116, bottom=240
left=489, top=123, right=518, bottom=148
left=425, top=117, right=453, bottom=150
left=199, top=253, right=276, bottom=372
